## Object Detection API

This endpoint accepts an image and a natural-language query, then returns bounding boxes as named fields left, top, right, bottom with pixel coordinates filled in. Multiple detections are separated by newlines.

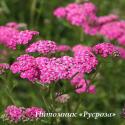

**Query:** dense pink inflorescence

left=92, top=42, right=118, bottom=57
left=26, top=40, right=57, bottom=54
left=99, top=21, right=124, bottom=40
left=0, top=25, right=39, bottom=49
left=4, top=105, right=45, bottom=123
left=70, top=73, right=95, bottom=94
left=17, top=30, right=39, bottom=45
left=54, top=2, right=125, bottom=46
left=35, top=56, right=75, bottom=84
left=24, top=107, right=45, bottom=120
left=73, top=48, right=98, bottom=73
left=11, top=54, right=75, bottom=84
left=54, top=2, right=97, bottom=28
left=5, top=105, right=23, bottom=123
left=11, top=46, right=98, bottom=84
left=10, top=54, right=38, bottom=81
left=54, top=2, right=99, bottom=35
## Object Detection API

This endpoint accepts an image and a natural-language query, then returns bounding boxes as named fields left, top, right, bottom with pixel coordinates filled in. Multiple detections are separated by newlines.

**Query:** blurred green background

left=0, top=0, right=125, bottom=125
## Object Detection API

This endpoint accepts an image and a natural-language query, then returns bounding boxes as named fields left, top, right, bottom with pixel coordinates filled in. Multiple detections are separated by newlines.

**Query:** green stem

left=0, top=74, right=17, bottom=105
left=5, top=86, right=17, bottom=105
left=41, top=94, right=51, bottom=112
left=50, top=83, right=56, bottom=112
left=74, top=95, right=82, bottom=112
left=35, top=0, right=44, bottom=27
left=39, top=87, right=52, bottom=112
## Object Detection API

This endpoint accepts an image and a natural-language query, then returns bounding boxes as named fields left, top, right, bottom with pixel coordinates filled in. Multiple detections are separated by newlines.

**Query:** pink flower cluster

left=71, top=73, right=95, bottom=94
left=10, top=46, right=98, bottom=84
left=10, top=54, right=38, bottom=81
left=10, top=55, right=74, bottom=83
left=5, top=105, right=23, bottom=123
left=26, top=40, right=71, bottom=54
left=23, top=107, right=45, bottom=120
left=10, top=40, right=100, bottom=95
left=0, top=24, right=39, bottom=49
left=54, top=2, right=125, bottom=46
left=10, top=54, right=73, bottom=83
left=4, top=105, right=45, bottom=123
left=54, top=2, right=97, bottom=35
left=8, top=31, right=122, bottom=96
left=26, top=40, right=57, bottom=54
left=36, top=56, right=75, bottom=83
left=92, top=42, right=118, bottom=57
left=73, top=45, right=98, bottom=73
left=99, top=21, right=125, bottom=43
left=0, top=63, right=9, bottom=74
left=70, top=45, right=97, bottom=94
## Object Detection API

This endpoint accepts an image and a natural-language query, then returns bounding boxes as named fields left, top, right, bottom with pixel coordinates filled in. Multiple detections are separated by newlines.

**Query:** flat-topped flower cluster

left=3, top=105, right=45, bottom=123
left=0, top=22, right=39, bottom=49
left=54, top=2, right=125, bottom=47
left=10, top=41, right=118, bottom=95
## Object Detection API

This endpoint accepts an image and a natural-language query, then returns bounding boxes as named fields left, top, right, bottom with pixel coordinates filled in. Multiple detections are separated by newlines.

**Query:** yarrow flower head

left=54, top=2, right=125, bottom=45
left=99, top=21, right=124, bottom=40
left=0, top=25, right=39, bottom=49
left=23, top=107, right=45, bottom=120
left=5, top=105, right=23, bottom=123
left=71, top=73, right=95, bottom=94
left=11, top=54, right=75, bottom=84
left=11, top=51, right=98, bottom=85
left=16, top=30, right=39, bottom=45
left=73, top=48, right=98, bottom=73
left=54, top=2, right=97, bottom=27
left=35, top=56, right=75, bottom=84
left=92, top=42, right=118, bottom=57
left=26, top=40, right=57, bottom=54
left=11, top=41, right=99, bottom=84
left=3, top=105, right=45, bottom=123
left=10, top=54, right=38, bottom=81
